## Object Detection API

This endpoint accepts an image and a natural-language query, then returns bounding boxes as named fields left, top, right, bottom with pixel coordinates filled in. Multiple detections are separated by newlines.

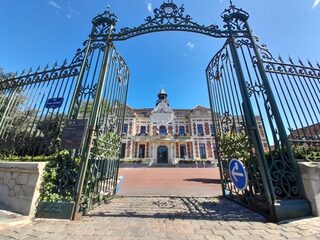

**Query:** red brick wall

left=204, top=123, right=210, bottom=135
left=129, top=123, right=132, bottom=135
left=207, top=141, right=213, bottom=158
left=126, top=141, right=131, bottom=158
left=134, top=142, right=138, bottom=158
left=187, top=143, right=192, bottom=158
left=194, top=141, right=199, bottom=158
left=135, top=124, right=139, bottom=136
left=193, top=123, right=196, bottom=136
left=176, top=143, right=179, bottom=158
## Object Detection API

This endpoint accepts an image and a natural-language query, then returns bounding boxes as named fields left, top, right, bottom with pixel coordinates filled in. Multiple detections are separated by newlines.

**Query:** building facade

left=120, top=89, right=268, bottom=165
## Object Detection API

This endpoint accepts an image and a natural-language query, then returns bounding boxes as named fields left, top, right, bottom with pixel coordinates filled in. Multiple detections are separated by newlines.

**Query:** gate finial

left=229, top=0, right=234, bottom=6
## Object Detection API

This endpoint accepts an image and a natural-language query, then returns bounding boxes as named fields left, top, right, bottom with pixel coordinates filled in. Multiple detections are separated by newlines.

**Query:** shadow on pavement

left=183, top=178, right=221, bottom=184
left=85, top=196, right=266, bottom=222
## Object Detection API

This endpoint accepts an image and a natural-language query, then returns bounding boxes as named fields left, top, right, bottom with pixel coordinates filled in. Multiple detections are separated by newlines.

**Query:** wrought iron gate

left=72, top=41, right=129, bottom=215
left=69, top=11, right=130, bottom=216
left=206, top=6, right=313, bottom=221
left=1, top=0, right=316, bottom=221
left=0, top=8, right=129, bottom=218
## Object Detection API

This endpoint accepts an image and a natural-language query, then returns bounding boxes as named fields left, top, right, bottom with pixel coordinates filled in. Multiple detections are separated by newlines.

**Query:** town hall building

left=120, top=89, right=267, bottom=165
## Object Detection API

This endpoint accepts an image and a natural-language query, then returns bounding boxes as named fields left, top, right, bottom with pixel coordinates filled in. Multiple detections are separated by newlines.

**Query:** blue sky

left=0, top=0, right=320, bottom=109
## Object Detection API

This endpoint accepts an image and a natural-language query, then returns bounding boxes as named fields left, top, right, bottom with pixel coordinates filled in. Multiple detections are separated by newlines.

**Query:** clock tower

left=151, top=89, right=174, bottom=126
left=156, top=88, right=169, bottom=106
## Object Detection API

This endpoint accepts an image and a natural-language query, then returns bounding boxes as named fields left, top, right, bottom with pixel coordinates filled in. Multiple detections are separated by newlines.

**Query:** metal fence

left=0, top=54, right=84, bottom=159
left=260, top=48, right=320, bottom=146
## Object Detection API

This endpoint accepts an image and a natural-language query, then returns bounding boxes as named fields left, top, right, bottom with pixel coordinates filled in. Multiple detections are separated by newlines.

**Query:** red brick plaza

left=117, top=167, right=222, bottom=197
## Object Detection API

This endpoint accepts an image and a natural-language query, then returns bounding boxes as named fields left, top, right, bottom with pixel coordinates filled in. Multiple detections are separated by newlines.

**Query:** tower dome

left=156, top=88, right=169, bottom=106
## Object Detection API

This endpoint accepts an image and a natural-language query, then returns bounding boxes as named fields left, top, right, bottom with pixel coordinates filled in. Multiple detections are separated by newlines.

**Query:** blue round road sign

left=228, top=159, right=248, bottom=191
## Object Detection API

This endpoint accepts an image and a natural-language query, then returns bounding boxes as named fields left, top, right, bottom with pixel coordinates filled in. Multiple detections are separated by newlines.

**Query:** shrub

left=219, top=132, right=250, bottom=162
left=38, top=150, right=79, bottom=203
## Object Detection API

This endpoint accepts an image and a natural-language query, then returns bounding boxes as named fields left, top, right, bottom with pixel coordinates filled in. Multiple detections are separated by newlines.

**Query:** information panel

left=61, top=119, right=88, bottom=149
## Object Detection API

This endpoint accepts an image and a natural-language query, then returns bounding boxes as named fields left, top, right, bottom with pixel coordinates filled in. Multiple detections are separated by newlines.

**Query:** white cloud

left=186, top=42, right=195, bottom=50
left=312, top=0, right=320, bottom=9
left=65, top=2, right=80, bottom=19
left=146, top=2, right=153, bottom=13
left=49, top=1, right=62, bottom=9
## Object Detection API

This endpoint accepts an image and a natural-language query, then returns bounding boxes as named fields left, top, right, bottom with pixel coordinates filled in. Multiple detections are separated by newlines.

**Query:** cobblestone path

left=1, top=196, right=320, bottom=240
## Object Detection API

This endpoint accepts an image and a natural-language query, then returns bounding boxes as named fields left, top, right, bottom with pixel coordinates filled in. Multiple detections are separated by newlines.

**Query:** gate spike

left=288, top=56, right=294, bottom=64
left=36, top=65, right=41, bottom=72
left=62, top=59, right=68, bottom=67
left=21, top=69, right=25, bottom=75
left=298, top=58, right=304, bottom=66
left=14, top=71, right=18, bottom=76
left=307, top=59, right=313, bottom=68
left=53, top=61, right=58, bottom=68
left=28, top=67, right=33, bottom=73
left=44, top=63, right=49, bottom=71
left=278, top=55, right=283, bottom=63
left=317, top=62, right=320, bottom=69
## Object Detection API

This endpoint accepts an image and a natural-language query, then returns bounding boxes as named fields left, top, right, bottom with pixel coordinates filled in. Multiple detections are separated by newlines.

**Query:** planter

left=36, top=201, right=75, bottom=220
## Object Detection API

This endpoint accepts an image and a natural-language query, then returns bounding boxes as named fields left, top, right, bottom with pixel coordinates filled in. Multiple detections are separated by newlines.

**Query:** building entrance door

left=157, top=146, right=168, bottom=164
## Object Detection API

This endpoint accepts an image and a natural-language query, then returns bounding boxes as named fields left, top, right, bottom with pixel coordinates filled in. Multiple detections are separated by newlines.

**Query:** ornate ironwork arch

left=110, top=1, right=239, bottom=41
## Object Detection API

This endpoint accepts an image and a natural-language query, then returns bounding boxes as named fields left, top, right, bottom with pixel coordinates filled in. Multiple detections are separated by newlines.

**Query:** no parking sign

left=228, top=159, right=248, bottom=191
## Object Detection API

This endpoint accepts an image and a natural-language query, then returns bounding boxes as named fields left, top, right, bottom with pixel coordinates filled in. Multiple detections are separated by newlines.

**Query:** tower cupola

left=156, top=88, right=169, bottom=106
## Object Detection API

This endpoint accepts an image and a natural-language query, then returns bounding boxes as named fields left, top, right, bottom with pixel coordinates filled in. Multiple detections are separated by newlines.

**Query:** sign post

left=228, top=159, right=248, bottom=191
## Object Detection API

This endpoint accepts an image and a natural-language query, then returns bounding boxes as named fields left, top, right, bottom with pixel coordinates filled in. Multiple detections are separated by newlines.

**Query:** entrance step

left=148, top=164, right=177, bottom=168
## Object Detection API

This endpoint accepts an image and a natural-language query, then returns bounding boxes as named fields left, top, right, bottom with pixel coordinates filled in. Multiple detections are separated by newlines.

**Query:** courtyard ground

left=1, top=196, right=320, bottom=240
left=1, top=167, right=320, bottom=239
left=117, top=167, right=222, bottom=196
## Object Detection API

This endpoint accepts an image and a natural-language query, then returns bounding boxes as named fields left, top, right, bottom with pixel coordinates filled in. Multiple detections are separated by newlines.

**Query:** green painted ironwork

left=0, top=52, right=84, bottom=158
left=0, top=0, right=316, bottom=222
left=69, top=10, right=129, bottom=216
left=206, top=5, right=312, bottom=221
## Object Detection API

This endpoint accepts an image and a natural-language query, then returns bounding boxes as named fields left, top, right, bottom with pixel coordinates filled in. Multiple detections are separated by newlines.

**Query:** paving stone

left=0, top=197, right=320, bottom=240
left=205, top=236, right=224, bottom=240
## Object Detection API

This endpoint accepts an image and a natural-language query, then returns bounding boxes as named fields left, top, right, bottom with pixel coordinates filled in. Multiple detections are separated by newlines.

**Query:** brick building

left=120, top=89, right=267, bottom=165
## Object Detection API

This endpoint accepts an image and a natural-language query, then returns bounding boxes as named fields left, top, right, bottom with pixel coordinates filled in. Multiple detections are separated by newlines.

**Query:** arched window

left=159, top=126, right=167, bottom=135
